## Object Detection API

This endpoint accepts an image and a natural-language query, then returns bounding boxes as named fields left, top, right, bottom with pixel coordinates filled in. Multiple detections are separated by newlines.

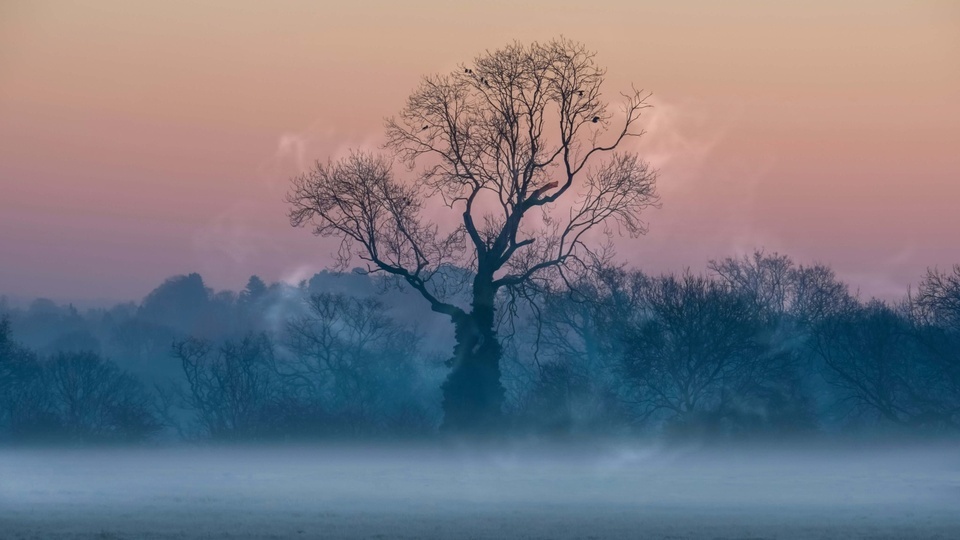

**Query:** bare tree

left=811, top=300, right=957, bottom=429
left=912, top=265, right=960, bottom=330
left=790, top=263, right=857, bottom=327
left=709, top=249, right=857, bottom=327
left=172, top=334, right=279, bottom=440
left=287, top=39, right=659, bottom=431
left=906, top=266, right=960, bottom=426
left=3, top=319, right=162, bottom=442
left=709, top=250, right=794, bottom=320
left=514, top=265, right=641, bottom=434
left=619, top=273, right=801, bottom=435
left=0, top=317, right=55, bottom=440
left=283, top=292, right=430, bottom=431
left=46, top=351, right=162, bottom=442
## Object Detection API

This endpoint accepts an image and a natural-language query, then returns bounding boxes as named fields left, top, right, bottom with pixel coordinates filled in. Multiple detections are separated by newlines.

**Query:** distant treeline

left=1, top=251, right=958, bottom=444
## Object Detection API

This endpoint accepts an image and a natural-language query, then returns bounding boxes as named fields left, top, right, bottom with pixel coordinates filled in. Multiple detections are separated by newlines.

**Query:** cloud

left=628, top=96, right=727, bottom=195
left=260, top=123, right=384, bottom=191
left=279, top=264, right=320, bottom=287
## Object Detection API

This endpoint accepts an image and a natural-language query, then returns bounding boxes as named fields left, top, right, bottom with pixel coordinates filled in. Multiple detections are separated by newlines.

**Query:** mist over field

left=3, top=441, right=959, bottom=539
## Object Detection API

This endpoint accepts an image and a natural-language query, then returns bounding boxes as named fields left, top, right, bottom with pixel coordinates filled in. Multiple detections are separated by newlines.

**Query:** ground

left=1, top=440, right=958, bottom=539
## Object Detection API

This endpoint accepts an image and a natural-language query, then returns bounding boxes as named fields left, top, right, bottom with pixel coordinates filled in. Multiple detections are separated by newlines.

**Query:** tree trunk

left=440, top=284, right=505, bottom=433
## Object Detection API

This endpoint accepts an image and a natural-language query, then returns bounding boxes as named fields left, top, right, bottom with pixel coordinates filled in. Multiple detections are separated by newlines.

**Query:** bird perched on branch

left=592, top=116, right=600, bottom=123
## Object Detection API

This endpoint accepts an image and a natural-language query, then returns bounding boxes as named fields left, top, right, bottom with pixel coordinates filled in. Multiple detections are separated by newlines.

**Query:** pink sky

left=1, top=0, right=958, bottom=302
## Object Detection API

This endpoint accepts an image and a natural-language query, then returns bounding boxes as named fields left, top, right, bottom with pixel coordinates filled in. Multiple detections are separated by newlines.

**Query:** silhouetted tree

left=45, top=351, right=162, bottom=442
left=9, top=299, right=98, bottom=356
left=239, top=275, right=268, bottom=306
left=710, top=250, right=794, bottom=321
left=1, top=317, right=24, bottom=392
left=620, top=272, right=805, bottom=436
left=709, top=250, right=857, bottom=327
left=905, top=266, right=960, bottom=426
left=0, top=317, right=57, bottom=441
left=790, top=264, right=857, bottom=327
left=172, top=334, right=279, bottom=440
left=283, top=293, right=434, bottom=433
left=912, top=266, right=960, bottom=330
left=812, top=301, right=955, bottom=429
left=512, top=264, right=638, bottom=434
left=139, top=273, right=212, bottom=336
left=288, top=39, right=659, bottom=432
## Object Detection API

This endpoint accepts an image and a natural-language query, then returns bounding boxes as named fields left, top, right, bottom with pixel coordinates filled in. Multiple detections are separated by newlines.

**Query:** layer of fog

left=2, top=441, right=959, bottom=539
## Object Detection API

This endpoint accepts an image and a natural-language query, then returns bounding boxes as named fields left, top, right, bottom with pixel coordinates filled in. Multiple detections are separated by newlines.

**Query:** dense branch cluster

left=288, top=39, right=659, bottom=316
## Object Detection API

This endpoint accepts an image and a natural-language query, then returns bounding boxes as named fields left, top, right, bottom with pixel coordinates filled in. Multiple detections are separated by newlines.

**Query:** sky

left=1, top=0, right=958, bottom=303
